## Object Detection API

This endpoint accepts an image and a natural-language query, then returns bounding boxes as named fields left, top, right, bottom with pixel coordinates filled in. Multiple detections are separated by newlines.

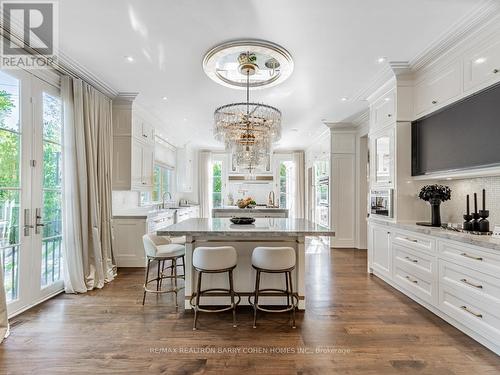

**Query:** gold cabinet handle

left=405, top=238, right=418, bottom=243
left=460, top=252, right=483, bottom=261
left=405, top=256, right=418, bottom=263
left=460, top=305, right=483, bottom=318
left=405, top=275, right=418, bottom=284
left=460, top=278, right=483, bottom=289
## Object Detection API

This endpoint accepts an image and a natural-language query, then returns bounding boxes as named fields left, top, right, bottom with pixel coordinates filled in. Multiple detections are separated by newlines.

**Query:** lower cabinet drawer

left=393, top=243, right=434, bottom=274
left=439, top=259, right=500, bottom=303
left=439, top=240, right=500, bottom=277
left=439, top=283, right=500, bottom=345
left=393, top=263, right=434, bottom=304
left=393, top=230, right=435, bottom=254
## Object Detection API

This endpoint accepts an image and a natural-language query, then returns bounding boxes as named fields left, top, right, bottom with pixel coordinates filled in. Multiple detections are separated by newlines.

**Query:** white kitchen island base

left=157, top=218, right=334, bottom=310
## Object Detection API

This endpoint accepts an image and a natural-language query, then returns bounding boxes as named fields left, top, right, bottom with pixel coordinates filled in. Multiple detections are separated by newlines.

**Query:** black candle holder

left=478, top=209, right=490, bottom=233
left=472, top=212, right=480, bottom=231
left=463, top=214, right=473, bottom=231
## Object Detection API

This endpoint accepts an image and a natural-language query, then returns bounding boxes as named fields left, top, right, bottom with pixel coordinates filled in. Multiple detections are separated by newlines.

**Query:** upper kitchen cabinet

left=112, top=94, right=155, bottom=191
left=414, top=60, right=462, bottom=118
left=370, top=126, right=395, bottom=187
left=177, top=144, right=194, bottom=192
left=370, top=88, right=396, bottom=131
left=463, top=37, right=500, bottom=94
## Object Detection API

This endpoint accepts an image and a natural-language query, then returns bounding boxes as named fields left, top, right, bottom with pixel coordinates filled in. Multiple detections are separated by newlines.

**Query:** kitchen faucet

left=162, top=191, right=172, bottom=209
left=268, top=191, right=276, bottom=208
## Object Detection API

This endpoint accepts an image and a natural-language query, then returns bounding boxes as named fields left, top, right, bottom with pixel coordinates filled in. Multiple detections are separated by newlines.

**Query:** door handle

left=35, top=208, right=45, bottom=234
left=24, top=208, right=33, bottom=236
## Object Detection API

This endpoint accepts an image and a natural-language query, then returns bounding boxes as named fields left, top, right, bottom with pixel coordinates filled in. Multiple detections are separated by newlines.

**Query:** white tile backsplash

left=112, top=191, right=140, bottom=210
left=438, top=176, right=500, bottom=227
left=227, top=182, right=274, bottom=205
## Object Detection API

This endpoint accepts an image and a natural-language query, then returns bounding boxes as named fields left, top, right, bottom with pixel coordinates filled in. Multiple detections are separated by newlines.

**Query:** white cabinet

left=176, top=145, right=194, bottom=192
left=414, top=61, right=462, bottom=117
left=370, top=126, right=395, bottom=187
left=463, top=38, right=500, bottom=93
left=370, top=89, right=396, bottom=130
left=370, top=224, right=392, bottom=279
left=112, top=96, right=155, bottom=191
left=368, top=222, right=500, bottom=354
left=112, top=218, right=147, bottom=267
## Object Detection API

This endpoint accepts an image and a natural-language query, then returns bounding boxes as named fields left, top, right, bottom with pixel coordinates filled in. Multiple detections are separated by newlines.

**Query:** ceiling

left=59, top=0, right=484, bottom=149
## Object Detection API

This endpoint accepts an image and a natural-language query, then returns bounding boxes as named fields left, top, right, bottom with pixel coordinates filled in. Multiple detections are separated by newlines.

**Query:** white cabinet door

left=463, top=38, right=500, bottom=93
left=141, top=146, right=154, bottom=188
left=112, top=136, right=131, bottom=190
left=371, top=89, right=396, bottom=130
left=141, top=121, right=155, bottom=144
left=112, top=219, right=147, bottom=267
left=131, top=139, right=143, bottom=189
left=415, top=61, right=462, bottom=117
left=371, top=226, right=392, bottom=279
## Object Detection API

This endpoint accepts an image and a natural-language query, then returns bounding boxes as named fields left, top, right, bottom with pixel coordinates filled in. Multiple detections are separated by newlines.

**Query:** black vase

left=430, top=198, right=442, bottom=227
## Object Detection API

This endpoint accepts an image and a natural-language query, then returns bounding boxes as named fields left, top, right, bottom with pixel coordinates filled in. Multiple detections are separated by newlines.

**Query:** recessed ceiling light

left=377, top=57, right=386, bottom=64
left=162, top=96, right=168, bottom=101
left=183, top=118, right=188, bottom=121
left=125, top=56, right=134, bottom=63
left=474, top=57, right=487, bottom=64
left=384, top=97, right=391, bottom=102
left=341, top=97, right=348, bottom=102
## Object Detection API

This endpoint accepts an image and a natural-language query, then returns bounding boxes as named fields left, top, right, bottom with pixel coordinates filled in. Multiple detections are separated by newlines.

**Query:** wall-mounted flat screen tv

left=412, top=82, right=500, bottom=176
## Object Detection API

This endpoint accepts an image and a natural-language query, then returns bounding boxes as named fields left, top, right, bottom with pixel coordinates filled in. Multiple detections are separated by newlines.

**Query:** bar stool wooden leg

left=142, top=258, right=151, bottom=305
left=285, top=272, right=290, bottom=308
left=228, top=269, right=237, bottom=328
left=288, top=271, right=296, bottom=329
left=193, top=271, right=202, bottom=330
left=181, top=256, right=186, bottom=279
left=253, top=270, right=261, bottom=328
left=173, top=257, right=178, bottom=307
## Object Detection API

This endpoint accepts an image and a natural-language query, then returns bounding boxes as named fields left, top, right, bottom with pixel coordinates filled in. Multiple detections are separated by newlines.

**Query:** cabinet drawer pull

left=460, top=252, right=483, bottom=261
left=405, top=256, right=418, bottom=263
left=387, top=114, right=392, bottom=117
left=405, top=238, right=418, bottom=243
left=493, top=69, right=499, bottom=74
left=405, top=275, right=418, bottom=284
left=431, top=100, right=438, bottom=104
left=460, top=278, right=483, bottom=289
left=460, top=305, right=483, bottom=319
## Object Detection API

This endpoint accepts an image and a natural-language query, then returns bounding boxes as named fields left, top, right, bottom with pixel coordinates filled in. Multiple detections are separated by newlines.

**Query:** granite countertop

left=157, top=218, right=334, bottom=237
left=369, top=218, right=500, bottom=251
left=212, top=206, right=289, bottom=213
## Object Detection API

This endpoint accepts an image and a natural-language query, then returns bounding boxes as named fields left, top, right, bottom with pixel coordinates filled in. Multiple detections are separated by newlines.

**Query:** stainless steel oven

left=370, top=189, right=393, bottom=218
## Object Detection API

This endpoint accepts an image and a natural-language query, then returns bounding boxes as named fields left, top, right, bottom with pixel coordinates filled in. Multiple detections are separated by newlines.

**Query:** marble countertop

left=212, top=206, right=289, bottom=213
left=157, top=218, right=334, bottom=237
left=113, top=205, right=198, bottom=219
left=369, top=218, right=500, bottom=251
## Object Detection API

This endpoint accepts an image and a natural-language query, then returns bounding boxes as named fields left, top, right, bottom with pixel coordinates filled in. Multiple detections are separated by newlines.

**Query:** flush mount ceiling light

left=203, top=39, right=294, bottom=89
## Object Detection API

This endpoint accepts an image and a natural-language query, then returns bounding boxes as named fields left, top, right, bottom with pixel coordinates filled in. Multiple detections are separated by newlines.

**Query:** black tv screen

left=412, top=82, right=500, bottom=176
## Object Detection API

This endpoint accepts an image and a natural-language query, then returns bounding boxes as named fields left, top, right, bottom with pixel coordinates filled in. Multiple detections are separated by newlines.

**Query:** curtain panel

left=61, top=76, right=116, bottom=294
left=293, top=151, right=305, bottom=219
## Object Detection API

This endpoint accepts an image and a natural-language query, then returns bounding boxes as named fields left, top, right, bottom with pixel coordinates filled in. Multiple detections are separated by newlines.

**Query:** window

left=140, top=164, right=173, bottom=204
left=212, top=160, right=223, bottom=208
left=279, top=161, right=293, bottom=209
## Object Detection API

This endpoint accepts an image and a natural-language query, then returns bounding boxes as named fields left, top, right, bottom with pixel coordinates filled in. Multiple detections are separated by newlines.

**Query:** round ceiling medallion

left=203, top=39, right=294, bottom=90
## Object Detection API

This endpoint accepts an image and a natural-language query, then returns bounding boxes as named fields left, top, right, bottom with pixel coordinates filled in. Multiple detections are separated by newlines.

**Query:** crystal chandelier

left=214, top=52, right=281, bottom=171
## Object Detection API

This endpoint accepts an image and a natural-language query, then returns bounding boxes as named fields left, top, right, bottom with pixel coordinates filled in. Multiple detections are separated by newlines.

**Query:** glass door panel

left=0, top=71, right=22, bottom=305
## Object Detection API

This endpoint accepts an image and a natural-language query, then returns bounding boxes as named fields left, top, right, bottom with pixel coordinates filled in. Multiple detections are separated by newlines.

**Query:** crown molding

left=346, top=109, right=369, bottom=127
left=350, top=64, right=394, bottom=102
left=409, top=0, right=500, bottom=71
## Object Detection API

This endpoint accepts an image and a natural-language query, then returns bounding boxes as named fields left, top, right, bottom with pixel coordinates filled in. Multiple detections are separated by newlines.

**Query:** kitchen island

left=157, top=218, right=333, bottom=309
left=212, top=206, right=289, bottom=218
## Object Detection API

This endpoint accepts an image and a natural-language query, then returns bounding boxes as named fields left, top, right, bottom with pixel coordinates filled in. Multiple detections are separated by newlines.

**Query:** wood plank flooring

left=1, top=239, right=499, bottom=374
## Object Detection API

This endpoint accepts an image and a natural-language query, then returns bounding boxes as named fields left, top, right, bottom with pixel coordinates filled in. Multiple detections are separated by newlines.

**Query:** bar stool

left=142, top=234, right=185, bottom=306
left=190, top=246, right=240, bottom=330
left=249, top=246, right=299, bottom=329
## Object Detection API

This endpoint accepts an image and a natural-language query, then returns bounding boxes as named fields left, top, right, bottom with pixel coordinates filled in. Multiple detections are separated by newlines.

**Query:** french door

left=0, top=69, right=64, bottom=316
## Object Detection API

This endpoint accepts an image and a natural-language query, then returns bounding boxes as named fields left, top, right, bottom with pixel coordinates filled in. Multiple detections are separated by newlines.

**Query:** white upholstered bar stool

left=142, top=234, right=185, bottom=306
left=190, top=246, right=240, bottom=330
left=249, top=246, right=298, bottom=328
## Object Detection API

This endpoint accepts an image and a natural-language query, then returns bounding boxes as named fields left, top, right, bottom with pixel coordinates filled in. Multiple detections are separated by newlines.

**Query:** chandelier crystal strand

left=213, top=51, right=281, bottom=171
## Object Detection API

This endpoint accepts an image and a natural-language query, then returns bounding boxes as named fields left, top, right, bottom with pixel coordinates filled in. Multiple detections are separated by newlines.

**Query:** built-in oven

left=370, top=189, right=393, bottom=218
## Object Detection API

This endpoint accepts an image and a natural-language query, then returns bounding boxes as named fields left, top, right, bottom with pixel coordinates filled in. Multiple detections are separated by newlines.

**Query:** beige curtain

left=198, top=151, right=212, bottom=218
left=0, top=260, right=8, bottom=343
left=61, top=76, right=116, bottom=293
left=293, top=151, right=305, bottom=219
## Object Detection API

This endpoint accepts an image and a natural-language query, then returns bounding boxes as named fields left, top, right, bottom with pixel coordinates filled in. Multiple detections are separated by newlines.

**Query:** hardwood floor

left=1, top=239, right=499, bottom=374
